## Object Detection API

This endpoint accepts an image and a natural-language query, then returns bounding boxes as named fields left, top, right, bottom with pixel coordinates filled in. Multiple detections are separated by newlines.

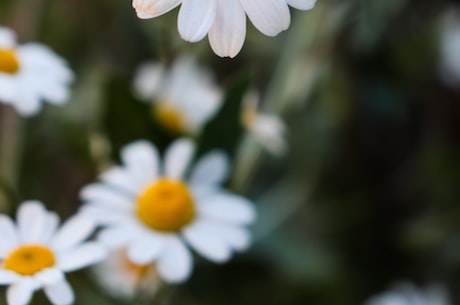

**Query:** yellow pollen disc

left=153, top=103, right=186, bottom=134
left=136, top=178, right=195, bottom=232
left=3, top=244, right=56, bottom=276
left=242, top=103, right=257, bottom=127
left=0, top=49, right=20, bottom=74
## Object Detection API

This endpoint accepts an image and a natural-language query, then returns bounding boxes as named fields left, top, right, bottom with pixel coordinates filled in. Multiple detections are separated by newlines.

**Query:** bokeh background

left=1, top=0, right=460, bottom=304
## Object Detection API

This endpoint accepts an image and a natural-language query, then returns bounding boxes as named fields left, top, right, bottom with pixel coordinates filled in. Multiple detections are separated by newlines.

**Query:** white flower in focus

left=440, top=8, right=460, bottom=85
left=81, top=139, right=256, bottom=283
left=134, top=56, right=222, bottom=135
left=0, top=27, right=73, bottom=116
left=365, top=282, right=451, bottom=305
left=0, top=201, right=106, bottom=305
left=93, top=249, right=160, bottom=299
left=241, top=91, right=287, bottom=156
left=132, top=0, right=317, bottom=58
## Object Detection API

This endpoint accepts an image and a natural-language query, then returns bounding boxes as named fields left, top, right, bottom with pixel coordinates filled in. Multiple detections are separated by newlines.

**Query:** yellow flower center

left=3, top=244, right=56, bottom=276
left=0, top=49, right=20, bottom=74
left=242, top=102, right=257, bottom=127
left=136, top=178, right=195, bottom=232
left=153, top=103, right=185, bottom=134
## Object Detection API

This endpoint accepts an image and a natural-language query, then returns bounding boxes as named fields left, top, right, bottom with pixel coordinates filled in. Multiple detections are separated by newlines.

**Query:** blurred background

left=1, top=0, right=460, bottom=304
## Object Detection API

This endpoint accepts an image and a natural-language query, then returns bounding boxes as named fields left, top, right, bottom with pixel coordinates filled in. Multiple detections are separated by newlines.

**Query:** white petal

left=198, top=193, right=256, bottom=225
left=0, top=270, right=20, bottom=284
left=7, top=279, right=37, bottom=305
left=127, top=234, right=167, bottom=265
left=41, top=212, right=60, bottom=244
left=121, top=141, right=160, bottom=186
left=0, top=27, right=17, bottom=48
left=164, top=138, right=195, bottom=180
left=97, top=226, right=136, bottom=249
left=100, top=168, right=143, bottom=195
left=287, top=0, right=316, bottom=10
left=157, top=237, right=192, bottom=283
left=132, top=0, right=182, bottom=19
left=178, top=0, right=217, bottom=42
left=44, top=280, right=74, bottom=305
left=79, top=205, right=129, bottom=225
left=209, top=0, right=246, bottom=58
left=0, top=215, right=18, bottom=256
left=133, top=62, right=165, bottom=100
left=35, top=268, right=64, bottom=286
left=212, top=225, right=251, bottom=251
left=189, top=151, right=229, bottom=186
left=50, top=216, right=96, bottom=252
left=183, top=220, right=231, bottom=262
left=58, top=242, right=107, bottom=272
left=80, top=184, right=133, bottom=211
left=240, top=0, right=291, bottom=36
left=16, top=201, right=48, bottom=243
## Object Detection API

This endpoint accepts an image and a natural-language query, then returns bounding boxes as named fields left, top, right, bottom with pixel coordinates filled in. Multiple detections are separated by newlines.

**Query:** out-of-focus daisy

left=134, top=56, right=222, bottom=135
left=0, top=201, right=106, bottom=305
left=132, top=0, right=318, bottom=58
left=93, top=249, right=160, bottom=299
left=241, top=91, right=287, bottom=156
left=440, top=7, right=460, bottom=86
left=365, top=282, right=451, bottom=305
left=0, top=27, right=73, bottom=116
left=81, top=139, right=256, bottom=283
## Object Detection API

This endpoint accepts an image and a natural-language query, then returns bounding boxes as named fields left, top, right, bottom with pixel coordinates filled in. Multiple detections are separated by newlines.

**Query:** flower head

left=132, top=0, right=317, bottom=58
left=81, top=139, right=256, bottom=283
left=0, top=201, right=106, bottom=305
left=134, top=56, right=222, bottom=135
left=241, top=91, right=287, bottom=156
left=0, top=27, right=74, bottom=116
left=365, top=282, right=451, bottom=305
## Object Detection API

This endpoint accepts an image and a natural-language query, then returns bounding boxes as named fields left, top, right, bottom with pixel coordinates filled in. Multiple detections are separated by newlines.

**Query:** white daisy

left=133, top=56, right=222, bottom=135
left=92, top=248, right=160, bottom=299
left=132, top=0, right=318, bottom=58
left=365, top=282, right=451, bottom=305
left=0, top=27, right=74, bottom=116
left=81, top=139, right=256, bottom=283
left=0, top=201, right=106, bottom=305
left=241, top=91, right=287, bottom=156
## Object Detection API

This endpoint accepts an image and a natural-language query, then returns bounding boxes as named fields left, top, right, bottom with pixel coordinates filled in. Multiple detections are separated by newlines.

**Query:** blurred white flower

left=132, top=0, right=317, bottom=58
left=81, top=139, right=256, bottom=283
left=0, top=201, right=106, bottom=305
left=241, top=91, right=287, bottom=156
left=365, top=282, right=451, bottom=305
left=0, top=27, right=74, bottom=116
left=134, top=56, right=222, bottom=135
left=440, top=8, right=460, bottom=86
left=93, top=249, right=160, bottom=299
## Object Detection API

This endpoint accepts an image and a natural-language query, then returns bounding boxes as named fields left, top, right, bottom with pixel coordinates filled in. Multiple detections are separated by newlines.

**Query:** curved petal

left=100, top=168, right=143, bottom=195
left=121, top=141, right=160, bottom=186
left=209, top=0, right=246, bottom=58
left=17, top=201, right=48, bottom=243
left=164, top=138, right=195, bottom=180
left=44, top=279, right=74, bottom=305
left=157, top=237, right=192, bottom=283
left=240, top=0, right=291, bottom=37
left=41, top=212, right=60, bottom=244
left=80, top=184, right=133, bottom=211
left=0, top=270, right=20, bottom=284
left=183, top=220, right=232, bottom=262
left=198, top=193, right=256, bottom=225
left=58, top=242, right=107, bottom=272
left=50, top=216, right=96, bottom=253
left=287, top=0, right=316, bottom=10
left=132, top=0, right=182, bottom=19
left=212, top=224, right=251, bottom=251
left=178, top=0, right=217, bottom=42
left=0, top=215, right=18, bottom=256
left=7, top=279, right=37, bottom=305
left=127, top=233, right=167, bottom=265
left=97, top=226, right=137, bottom=249
left=35, top=268, right=64, bottom=286
left=189, top=151, right=229, bottom=187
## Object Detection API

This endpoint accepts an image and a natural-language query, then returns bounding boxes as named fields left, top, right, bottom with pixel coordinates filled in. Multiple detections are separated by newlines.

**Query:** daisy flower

left=81, top=139, right=256, bottom=283
left=241, top=91, right=287, bottom=156
left=365, top=282, right=451, bottom=305
left=133, top=56, right=222, bottom=135
left=0, top=201, right=106, bottom=305
left=0, top=27, right=74, bottom=116
left=93, top=249, right=160, bottom=299
left=132, top=0, right=318, bottom=58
